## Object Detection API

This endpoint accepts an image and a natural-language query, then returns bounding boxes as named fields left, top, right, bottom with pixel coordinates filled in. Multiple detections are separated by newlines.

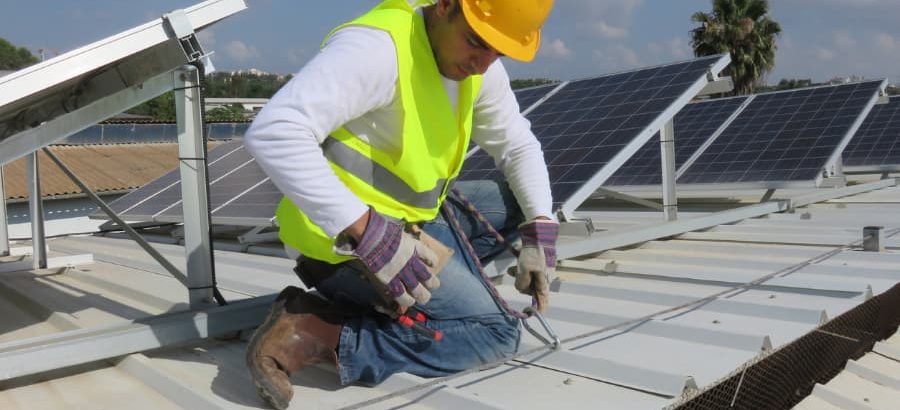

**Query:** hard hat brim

left=460, top=0, right=541, bottom=62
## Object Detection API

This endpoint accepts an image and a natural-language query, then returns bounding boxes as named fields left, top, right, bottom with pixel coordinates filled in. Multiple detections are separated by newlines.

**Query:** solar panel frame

left=676, top=80, right=887, bottom=189
left=843, top=95, right=900, bottom=173
left=603, top=95, right=751, bottom=187
left=459, top=54, right=731, bottom=219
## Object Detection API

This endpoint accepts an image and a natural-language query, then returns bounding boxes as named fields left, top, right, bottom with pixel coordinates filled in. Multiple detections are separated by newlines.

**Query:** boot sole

left=246, top=286, right=302, bottom=410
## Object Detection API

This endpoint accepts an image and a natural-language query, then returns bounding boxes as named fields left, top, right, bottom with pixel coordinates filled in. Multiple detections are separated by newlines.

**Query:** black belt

left=293, top=256, right=342, bottom=289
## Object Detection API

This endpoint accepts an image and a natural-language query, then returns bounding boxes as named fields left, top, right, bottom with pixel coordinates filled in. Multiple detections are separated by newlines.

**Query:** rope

left=442, top=188, right=528, bottom=320
left=338, top=220, right=899, bottom=410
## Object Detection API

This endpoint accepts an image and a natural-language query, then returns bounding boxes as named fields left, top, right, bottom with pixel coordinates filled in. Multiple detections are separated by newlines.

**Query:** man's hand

left=514, top=219, right=559, bottom=312
left=337, top=210, right=441, bottom=309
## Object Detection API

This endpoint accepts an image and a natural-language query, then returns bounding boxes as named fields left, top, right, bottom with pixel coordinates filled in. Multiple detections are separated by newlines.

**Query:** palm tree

left=690, top=0, right=781, bottom=95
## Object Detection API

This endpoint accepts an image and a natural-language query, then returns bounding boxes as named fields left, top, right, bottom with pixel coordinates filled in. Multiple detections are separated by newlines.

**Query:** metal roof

left=793, top=333, right=900, bottom=410
left=1, top=182, right=899, bottom=409
left=3, top=142, right=222, bottom=201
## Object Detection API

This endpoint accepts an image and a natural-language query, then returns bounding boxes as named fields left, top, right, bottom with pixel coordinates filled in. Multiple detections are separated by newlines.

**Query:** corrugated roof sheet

left=793, top=333, right=900, bottom=410
left=2, top=142, right=222, bottom=200
left=0, top=184, right=898, bottom=409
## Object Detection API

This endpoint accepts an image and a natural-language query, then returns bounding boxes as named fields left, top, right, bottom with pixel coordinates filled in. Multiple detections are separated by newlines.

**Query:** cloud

left=647, top=37, right=692, bottom=61
left=814, top=48, right=836, bottom=61
left=197, top=29, right=216, bottom=48
left=539, top=38, right=574, bottom=60
left=832, top=30, right=856, bottom=49
left=875, top=32, right=896, bottom=50
left=287, top=49, right=311, bottom=67
left=593, top=44, right=641, bottom=70
left=590, top=21, right=629, bottom=39
left=223, top=40, right=260, bottom=62
left=568, top=0, right=643, bottom=39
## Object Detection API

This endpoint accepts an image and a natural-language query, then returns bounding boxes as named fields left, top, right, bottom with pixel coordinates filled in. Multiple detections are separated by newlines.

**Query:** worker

left=243, top=0, right=557, bottom=408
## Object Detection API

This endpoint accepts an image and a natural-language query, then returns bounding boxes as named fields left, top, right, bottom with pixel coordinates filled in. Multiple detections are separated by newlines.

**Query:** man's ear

left=435, top=0, right=451, bottom=18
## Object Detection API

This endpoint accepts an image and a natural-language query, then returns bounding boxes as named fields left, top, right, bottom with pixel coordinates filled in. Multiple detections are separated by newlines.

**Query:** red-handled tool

left=374, top=305, right=444, bottom=341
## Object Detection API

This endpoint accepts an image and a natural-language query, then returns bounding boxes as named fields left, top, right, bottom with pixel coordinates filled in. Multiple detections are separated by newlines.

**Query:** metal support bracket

left=175, top=65, right=216, bottom=309
left=27, top=153, right=47, bottom=269
left=697, top=75, right=734, bottom=96
left=0, top=164, right=8, bottom=257
left=41, top=147, right=189, bottom=287
left=559, top=218, right=595, bottom=237
left=162, top=10, right=216, bottom=72
left=659, top=119, right=678, bottom=221
left=863, top=226, right=884, bottom=252
left=237, top=226, right=280, bottom=245
left=594, top=187, right=664, bottom=210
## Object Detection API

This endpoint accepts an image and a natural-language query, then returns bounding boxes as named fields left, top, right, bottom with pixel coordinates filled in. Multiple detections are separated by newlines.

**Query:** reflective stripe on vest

left=321, top=136, right=450, bottom=209
left=276, top=0, right=483, bottom=263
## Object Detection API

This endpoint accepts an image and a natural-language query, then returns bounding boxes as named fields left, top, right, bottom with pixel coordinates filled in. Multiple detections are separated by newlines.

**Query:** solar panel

left=106, top=141, right=245, bottom=217
left=104, top=139, right=279, bottom=226
left=678, top=80, right=885, bottom=187
left=210, top=179, right=282, bottom=222
left=842, top=95, right=900, bottom=172
left=458, top=54, right=730, bottom=217
left=604, top=96, right=749, bottom=186
left=514, top=83, right=558, bottom=112
left=62, top=123, right=246, bottom=144
left=0, top=0, right=246, bottom=167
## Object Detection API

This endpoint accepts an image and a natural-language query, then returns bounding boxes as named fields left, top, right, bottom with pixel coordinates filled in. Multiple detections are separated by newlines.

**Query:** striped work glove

left=515, top=219, right=559, bottom=313
left=338, top=211, right=441, bottom=309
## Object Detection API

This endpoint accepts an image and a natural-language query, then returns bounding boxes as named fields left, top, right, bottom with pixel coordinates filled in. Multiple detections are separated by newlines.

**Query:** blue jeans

left=314, top=180, right=525, bottom=385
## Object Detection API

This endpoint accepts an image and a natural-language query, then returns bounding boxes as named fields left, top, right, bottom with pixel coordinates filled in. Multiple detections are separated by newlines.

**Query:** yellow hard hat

left=459, top=0, right=554, bottom=62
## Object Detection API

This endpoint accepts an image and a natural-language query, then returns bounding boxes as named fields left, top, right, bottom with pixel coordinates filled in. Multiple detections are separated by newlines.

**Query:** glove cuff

left=352, top=211, right=402, bottom=271
left=518, top=219, right=559, bottom=268
left=518, top=219, right=559, bottom=247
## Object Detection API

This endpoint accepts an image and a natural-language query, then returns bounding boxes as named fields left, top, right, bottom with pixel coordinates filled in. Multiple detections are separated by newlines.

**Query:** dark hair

left=446, top=0, right=462, bottom=20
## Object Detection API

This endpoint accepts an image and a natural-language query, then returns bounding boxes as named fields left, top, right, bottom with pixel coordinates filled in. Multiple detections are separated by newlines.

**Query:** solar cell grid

left=843, top=96, right=900, bottom=169
left=106, top=141, right=245, bottom=217
left=678, top=80, right=884, bottom=185
left=604, top=96, right=749, bottom=186
left=211, top=180, right=281, bottom=220
left=157, top=152, right=268, bottom=219
left=459, top=55, right=726, bottom=211
left=513, top=83, right=557, bottom=111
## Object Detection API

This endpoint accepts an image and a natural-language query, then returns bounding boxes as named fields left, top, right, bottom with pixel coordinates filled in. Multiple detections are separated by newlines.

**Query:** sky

left=2, top=0, right=899, bottom=85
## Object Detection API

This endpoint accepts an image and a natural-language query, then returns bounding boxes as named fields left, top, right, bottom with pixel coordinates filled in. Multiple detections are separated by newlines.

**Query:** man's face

left=431, top=2, right=503, bottom=81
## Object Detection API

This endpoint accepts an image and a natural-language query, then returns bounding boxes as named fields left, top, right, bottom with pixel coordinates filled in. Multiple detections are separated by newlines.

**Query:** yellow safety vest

left=276, top=0, right=483, bottom=263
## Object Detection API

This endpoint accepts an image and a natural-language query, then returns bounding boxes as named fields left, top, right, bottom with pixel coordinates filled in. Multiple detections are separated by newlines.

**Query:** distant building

left=827, top=75, right=867, bottom=85
left=204, top=97, right=269, bottom=117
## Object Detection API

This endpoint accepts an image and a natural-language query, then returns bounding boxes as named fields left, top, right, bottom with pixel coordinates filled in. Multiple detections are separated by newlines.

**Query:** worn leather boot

left=246, top=286, right=342, bottom=410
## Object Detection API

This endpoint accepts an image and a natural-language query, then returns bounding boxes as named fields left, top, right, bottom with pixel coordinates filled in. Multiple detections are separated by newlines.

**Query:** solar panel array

left=62, top=123, right=248, bottom=144
left=604, top=96, right=749, bottom=186
left=459, top=55, right=726, bottom=211
left=842, top=95, right=900, bottom=170
left=678, top=80, right=884, bottom=185
left=105, top=141, right=278, bottom=224
left=106, top=56, right=731, bottom=225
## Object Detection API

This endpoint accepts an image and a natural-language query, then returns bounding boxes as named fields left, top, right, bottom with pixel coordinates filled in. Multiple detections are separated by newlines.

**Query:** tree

left=510, top=78, right=555, bottom=90
left=690, top=0, right=781, bottom=95
left=0, top=38, right=39, bottom=70
left=127, top=92, right=177, bottom=121
left=206, top=103, right=247, bottom=121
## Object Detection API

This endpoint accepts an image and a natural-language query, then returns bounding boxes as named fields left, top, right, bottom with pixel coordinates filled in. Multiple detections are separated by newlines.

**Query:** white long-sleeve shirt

left=244, top=25, right=553, bottom=238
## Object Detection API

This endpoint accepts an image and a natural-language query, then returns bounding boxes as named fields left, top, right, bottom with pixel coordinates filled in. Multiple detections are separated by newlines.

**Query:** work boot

left=246, top=286, right=342, bottom=410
